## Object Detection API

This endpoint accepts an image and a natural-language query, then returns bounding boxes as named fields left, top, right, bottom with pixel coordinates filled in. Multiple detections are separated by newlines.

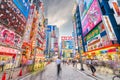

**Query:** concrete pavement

left=74, top=63, right=114, bottom=80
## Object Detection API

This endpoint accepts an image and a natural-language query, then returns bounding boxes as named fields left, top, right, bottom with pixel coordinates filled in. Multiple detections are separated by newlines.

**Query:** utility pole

left=77, top=36, right=84, bottom=71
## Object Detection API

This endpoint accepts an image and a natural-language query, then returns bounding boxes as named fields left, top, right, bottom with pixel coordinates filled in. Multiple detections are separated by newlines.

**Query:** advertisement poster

left=13, top=0, right=30, bottom=19
left=79, top=0, right=93, bottom=19
left=102, top=16, right=117, bottom=41
left=0, top=24, right=21, bottom=48
left=0, top=1, right=26, bottom=36
left=82, top=0, right=102, bottom=36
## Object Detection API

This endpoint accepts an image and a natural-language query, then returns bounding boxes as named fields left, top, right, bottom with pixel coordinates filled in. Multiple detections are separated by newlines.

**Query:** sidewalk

left=74, top=63, right=114, bottom=80
left=0, top=67, right=21, bottom=80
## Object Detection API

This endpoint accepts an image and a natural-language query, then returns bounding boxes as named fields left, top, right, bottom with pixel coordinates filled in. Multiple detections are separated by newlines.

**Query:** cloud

left=48, top=0, right=74, bottom=28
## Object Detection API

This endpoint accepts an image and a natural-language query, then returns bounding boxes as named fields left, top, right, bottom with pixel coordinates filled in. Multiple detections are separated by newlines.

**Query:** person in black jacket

left=89, top=60, right=96, bottom=76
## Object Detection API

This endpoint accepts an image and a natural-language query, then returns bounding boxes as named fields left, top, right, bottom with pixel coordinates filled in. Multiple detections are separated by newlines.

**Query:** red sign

left=61, top=36, right=73, bottom=41
left=0, top=46, right=18, bottom=53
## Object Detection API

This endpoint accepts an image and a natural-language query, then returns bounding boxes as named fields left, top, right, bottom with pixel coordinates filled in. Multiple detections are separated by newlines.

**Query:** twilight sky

left=47, top=0, right=74, bottom=39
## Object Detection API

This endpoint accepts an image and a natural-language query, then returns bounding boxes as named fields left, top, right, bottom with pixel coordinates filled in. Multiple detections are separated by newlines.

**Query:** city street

left=0, top=0, right=120, bottom=80
left=20, top=62, right=95, bottom=80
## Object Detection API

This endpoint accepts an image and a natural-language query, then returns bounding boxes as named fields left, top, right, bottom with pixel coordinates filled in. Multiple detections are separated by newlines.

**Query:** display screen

left=13, top=0, right=30, bottom=19
left=82, top=0, right=102, bottom=36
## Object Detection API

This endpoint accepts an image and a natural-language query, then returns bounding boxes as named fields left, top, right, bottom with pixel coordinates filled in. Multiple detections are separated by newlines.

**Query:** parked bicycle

left=112, top=70, right=120, bottom=80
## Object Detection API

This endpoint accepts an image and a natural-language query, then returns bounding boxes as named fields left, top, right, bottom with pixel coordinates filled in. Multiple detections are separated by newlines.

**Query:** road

left=20, top=62, right=96, bottom=80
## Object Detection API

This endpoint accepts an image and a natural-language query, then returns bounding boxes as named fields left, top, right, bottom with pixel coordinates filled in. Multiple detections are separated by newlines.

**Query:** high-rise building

left=74, top=0, right=120, bottom=73
left=45, top=25, right=59, bottom=58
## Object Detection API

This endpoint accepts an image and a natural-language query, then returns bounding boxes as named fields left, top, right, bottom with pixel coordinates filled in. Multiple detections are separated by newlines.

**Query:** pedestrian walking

left=0, top=59, right=5, bottom=72
left=56, top=57, right=62, bottom=76
left=89, top=60, right=96, bottom=76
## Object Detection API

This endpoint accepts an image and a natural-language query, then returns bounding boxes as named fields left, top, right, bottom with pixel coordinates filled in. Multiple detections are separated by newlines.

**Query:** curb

left=71, top=65, right=103, bottom=80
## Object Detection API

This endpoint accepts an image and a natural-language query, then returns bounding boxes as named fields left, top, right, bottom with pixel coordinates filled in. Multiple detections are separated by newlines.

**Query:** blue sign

left=13, top=0, right=30, bottom=19
left=47, top=25, right=52, bottom=32
left=47, top=25, right=56, bottom=32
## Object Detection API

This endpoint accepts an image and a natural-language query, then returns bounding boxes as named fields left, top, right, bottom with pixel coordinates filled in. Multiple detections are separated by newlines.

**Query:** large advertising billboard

left=82, top=0, right=102, bottom=36
left=13, top=0, right=30, bottom=19
left=79, top=0, right=93, bottom=19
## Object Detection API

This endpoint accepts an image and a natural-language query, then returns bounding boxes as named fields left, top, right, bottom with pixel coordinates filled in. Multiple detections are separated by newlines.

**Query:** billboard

left=79, top=0, right=93, bottom=19
left=82, top=0, right=102, bottom=36
left=13, top=0, right=30, bottom=19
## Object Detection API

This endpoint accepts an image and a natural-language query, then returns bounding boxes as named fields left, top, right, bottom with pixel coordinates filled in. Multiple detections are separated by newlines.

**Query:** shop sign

left=85, top=25, right=100, bottom=41
left=0, top=25, right=21, bottom=48
left=0, top=46, right=19, bottom=53
left=102, top=16, right=117, bottom=41
left=82, top=0, right=102, bottom=36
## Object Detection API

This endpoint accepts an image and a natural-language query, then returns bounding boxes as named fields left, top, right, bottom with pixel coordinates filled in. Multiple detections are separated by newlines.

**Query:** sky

left=47, top=0, right=74, bottom=39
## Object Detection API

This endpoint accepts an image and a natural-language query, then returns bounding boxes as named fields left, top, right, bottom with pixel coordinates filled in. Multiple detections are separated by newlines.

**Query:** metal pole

left=77, top=36, right=84, bottom=71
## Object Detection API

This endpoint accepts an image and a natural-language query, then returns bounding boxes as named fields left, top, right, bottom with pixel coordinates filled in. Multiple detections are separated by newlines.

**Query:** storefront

left=83, top=44, right=120, bottom=70
left=0, top=46, right=21, bottom=71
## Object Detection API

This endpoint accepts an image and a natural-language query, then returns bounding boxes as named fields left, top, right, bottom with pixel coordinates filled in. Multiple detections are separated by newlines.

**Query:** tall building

left=61, top=36, right=74, bottom=58
left=74, top=0, right=120, bottom=73
left=45, top=25, right=59, bottom=58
